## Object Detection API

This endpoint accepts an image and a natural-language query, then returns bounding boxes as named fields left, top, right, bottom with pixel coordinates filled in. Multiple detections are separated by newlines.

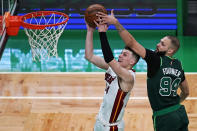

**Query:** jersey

left=144, top=49, right=185, bottom=111
left=97, top=67, right=135, bottom=126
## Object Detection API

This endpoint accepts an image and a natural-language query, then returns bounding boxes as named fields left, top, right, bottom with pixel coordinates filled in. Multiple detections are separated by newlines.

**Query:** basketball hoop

left=5, top=11, right=69, bottom=61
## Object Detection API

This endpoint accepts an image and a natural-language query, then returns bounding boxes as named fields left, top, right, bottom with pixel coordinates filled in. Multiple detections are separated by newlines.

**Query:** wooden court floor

left=0, top=73, right=197, bottom=131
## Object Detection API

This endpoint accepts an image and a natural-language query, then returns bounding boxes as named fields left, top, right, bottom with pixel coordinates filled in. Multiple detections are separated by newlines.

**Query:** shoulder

left=145, top=48, right=157, bottom=55
left=119, top=69, right=135, bottom=92
left=163, top=56, right=182, bottom=65
left=174, top=58, right=182, bottom=64
left=145, top=48, right=155, bottom=56
left=144, top=48, right=160, bottom=61
left=129, top=69, right=136, bottom=80
left=174, top=58, right=184, bottom=69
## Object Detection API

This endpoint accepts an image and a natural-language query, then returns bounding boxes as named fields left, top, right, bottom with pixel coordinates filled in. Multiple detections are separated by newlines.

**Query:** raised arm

left=95, top=21, right=134, bottom=92
left=85, top=23, right=109, bottom=70
left=97, top=10, right=146, bottom=59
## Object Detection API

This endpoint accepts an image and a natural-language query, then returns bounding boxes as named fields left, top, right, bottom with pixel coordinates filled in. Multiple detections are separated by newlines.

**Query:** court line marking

left=0, top=96, right=197, bottom=100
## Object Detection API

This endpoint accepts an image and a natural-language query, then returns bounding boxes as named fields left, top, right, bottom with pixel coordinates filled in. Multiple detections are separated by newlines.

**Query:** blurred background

left=0, top=0, right=196, bottom=72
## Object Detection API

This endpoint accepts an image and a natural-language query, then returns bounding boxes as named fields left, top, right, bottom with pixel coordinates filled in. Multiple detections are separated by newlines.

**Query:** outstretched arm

left=97, top=10, right=146, bottom=59
left=85, top=23, right=109, bottom=70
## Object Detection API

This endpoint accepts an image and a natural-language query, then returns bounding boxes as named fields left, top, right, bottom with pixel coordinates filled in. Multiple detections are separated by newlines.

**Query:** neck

left=128, top=65, right=134, bottom=70
left=165, top=53, right=173, bottom=57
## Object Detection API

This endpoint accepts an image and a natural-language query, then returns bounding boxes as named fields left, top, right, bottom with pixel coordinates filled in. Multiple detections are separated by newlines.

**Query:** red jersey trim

left=109, top=89, right=127, bottom=123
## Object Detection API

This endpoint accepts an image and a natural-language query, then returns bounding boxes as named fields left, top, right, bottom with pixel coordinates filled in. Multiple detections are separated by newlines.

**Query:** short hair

left=124, top=46, right=140, bottom=64
left=166, top=36, right=180, bottom=54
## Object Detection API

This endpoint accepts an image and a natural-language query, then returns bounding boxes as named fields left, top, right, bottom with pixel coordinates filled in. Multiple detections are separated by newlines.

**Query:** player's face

left=156, top=37, right=171, bottom=54
left=118, top=49, right=133, bottom=68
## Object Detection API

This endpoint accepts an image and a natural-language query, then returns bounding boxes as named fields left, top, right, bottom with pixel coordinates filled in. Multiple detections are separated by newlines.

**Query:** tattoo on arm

left=115, top=22, right=125, bottom=33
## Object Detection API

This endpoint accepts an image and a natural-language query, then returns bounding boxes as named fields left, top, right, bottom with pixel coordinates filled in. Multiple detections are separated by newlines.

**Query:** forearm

left=179, top=80, right=189, bottom=103
left=180, top=91, right=189, bottom=103
left=99, top=32, right=114, bottom=63
left=99, top=32, right=129, bottom=79
left=114, top=20, right=137, bottom=48
left=85, top=30, right=94, bottom=60
left=114, top=20, right=146, bottom=58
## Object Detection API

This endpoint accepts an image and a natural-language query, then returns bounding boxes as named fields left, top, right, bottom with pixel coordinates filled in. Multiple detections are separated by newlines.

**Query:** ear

left=130, top=58, right=135, bottom=66
left=167, top=48, right=175, bottom=55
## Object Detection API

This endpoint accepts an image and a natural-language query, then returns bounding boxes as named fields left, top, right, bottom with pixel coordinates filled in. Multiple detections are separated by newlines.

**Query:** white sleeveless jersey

left=98, top=67, right=135, bottom=125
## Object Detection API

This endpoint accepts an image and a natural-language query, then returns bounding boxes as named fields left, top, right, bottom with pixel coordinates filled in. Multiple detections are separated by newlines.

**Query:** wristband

left=99, top=32, right=114, bottom=63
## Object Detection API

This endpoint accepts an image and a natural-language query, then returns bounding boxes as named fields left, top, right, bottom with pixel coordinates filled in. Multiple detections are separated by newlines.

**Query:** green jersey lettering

left=159, top=77, right=181, bottom=96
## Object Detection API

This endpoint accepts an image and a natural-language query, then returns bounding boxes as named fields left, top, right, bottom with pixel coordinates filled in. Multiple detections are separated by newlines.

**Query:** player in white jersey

left=85, top=21, right=140, bottom=131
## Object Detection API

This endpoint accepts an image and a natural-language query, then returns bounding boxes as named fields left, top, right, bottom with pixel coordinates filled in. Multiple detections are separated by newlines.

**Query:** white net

left=23, top=12, right=68, bottom=61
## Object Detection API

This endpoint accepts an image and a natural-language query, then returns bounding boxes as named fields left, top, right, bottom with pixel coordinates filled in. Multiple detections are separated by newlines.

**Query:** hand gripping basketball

left=84, top=4, right=107, bottom=28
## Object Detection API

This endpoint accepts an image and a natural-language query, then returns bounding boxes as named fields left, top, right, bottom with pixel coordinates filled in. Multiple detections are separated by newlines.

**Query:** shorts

left=153, top=105, right=189, bottom=131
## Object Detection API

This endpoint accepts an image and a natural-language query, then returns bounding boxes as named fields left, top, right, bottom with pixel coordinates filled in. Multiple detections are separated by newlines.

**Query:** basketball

left=85, top=4, right=107, bottom=28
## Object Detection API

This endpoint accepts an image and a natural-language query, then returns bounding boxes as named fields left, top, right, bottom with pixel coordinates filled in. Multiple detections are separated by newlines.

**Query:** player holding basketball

left=96, top=10, right=190, bottom=131
left=85, top=20, right=139, bottom=130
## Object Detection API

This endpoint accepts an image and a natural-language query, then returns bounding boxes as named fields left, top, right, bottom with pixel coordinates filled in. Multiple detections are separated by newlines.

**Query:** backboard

left=0, top=0, right=19, bottom=59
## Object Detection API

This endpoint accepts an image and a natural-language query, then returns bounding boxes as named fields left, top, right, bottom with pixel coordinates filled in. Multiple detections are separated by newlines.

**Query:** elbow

left=185, top=86, right=190, bottom=97
left=84, top=55, right=89, bottom=61
left=183, top=89, right=189, bottom=99
left=185, top=90, right=189, bottom=97
left=84, top=54, right=92, bottom=61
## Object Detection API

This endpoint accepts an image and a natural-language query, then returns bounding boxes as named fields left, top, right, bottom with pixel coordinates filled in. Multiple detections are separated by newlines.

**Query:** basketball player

left=96, top=10, right=190, bottom=131
left=85, top=21, right=139, bottom=131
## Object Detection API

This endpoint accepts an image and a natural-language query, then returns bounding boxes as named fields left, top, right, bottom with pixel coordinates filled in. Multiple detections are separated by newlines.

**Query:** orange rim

left=21, top=11, right=69, bottom=29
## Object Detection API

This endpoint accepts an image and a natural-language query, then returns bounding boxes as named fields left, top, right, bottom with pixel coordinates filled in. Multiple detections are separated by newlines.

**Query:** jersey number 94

left=159, top=77, right=181, bottom=96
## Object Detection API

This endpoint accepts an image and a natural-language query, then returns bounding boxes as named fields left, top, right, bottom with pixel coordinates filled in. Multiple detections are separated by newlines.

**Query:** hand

left=94, top=20, right=108, bottom=32
left=96, top=9, right=118, bottom=25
